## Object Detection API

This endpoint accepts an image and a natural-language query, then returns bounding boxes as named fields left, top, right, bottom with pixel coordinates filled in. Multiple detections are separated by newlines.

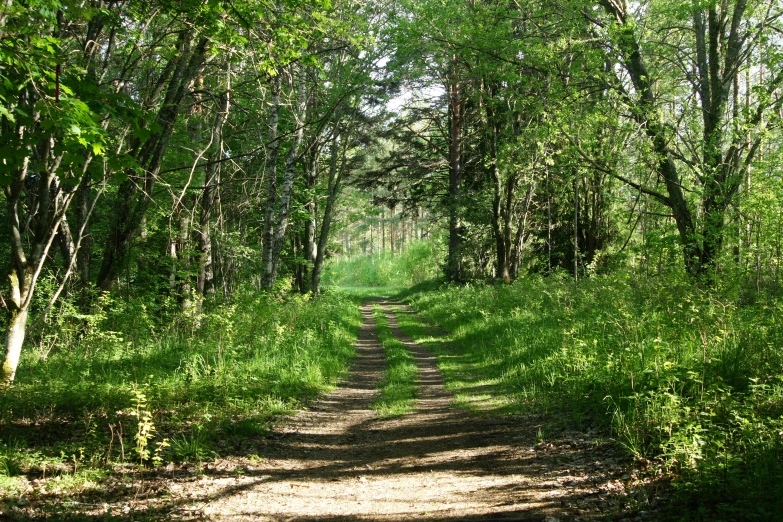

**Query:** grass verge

left=391, top=302, right=514, bottom=414
left=371, top=305, right=418, bottom=418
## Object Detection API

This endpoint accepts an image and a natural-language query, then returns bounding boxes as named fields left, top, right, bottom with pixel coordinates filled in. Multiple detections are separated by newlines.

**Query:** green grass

left=392, top=307, right=513, bottom=414
left=323, top=239, right=443, bottom=288
left=335, top=286, right=402, bottom=300
left=0, top=288, right=361, bottom=496
left=397, top=274, right=783, bottom=520
left=372, top=305, right=418, bottom=418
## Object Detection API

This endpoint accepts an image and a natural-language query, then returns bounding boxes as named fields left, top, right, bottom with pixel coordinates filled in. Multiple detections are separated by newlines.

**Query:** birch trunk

left=2, top=269, right=30, bottom=383
left=269, top=70, right=307, bottom=283
left=312, top=132, right=347, bottom=294
left=261, top=75, right=282, bottom=289
left=197, top=57, right=231, bottom=297
left=300, top=146, right=321, bottom=293
left=2, top=140, right=78, bottom=383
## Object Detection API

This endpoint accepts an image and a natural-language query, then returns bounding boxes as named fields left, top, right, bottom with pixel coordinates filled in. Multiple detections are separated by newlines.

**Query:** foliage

left=399, top=274, right=783, bottom=519
left=0, top=289, right=360, bottom=488
left=323, top=239, right=443, bottom=287
left=0, top=0, right=782, bottom=519
left=129, top=385, right=169, bottom=467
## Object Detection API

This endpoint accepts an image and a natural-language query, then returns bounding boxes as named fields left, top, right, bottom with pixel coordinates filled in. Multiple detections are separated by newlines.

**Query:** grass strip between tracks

left=371, top=304, right=418, bottom=418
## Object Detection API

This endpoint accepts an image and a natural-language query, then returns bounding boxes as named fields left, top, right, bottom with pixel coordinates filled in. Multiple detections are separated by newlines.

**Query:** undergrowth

left=372, top=305, right=417, bottom=417
left=323, top=239, right=443, bottom=287
left=399, top=274, right=783, bottom=521
left=0, top=288, right=361, bottom=496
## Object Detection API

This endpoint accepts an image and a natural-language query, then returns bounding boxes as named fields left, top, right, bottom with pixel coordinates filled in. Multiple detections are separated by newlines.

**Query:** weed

left=0, top=436, right=25, bottom=476
left=170, top=427, right=213, bottom=465
left=129, top=385, right=158, bottom=466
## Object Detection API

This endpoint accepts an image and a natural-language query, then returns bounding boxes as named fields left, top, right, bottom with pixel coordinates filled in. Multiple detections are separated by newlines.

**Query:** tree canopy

left=1, top=0, right=782, bottom=378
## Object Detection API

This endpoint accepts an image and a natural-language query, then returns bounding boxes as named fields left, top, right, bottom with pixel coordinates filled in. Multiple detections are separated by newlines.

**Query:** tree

left=0, top=1, right=118, bottom=383
left=593, top=0, right=783, bottom=280
left=0, top=0, right=353, bottom=382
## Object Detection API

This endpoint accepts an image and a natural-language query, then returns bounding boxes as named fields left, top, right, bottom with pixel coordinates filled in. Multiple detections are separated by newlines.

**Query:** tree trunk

left=269, top=70, right=307, bottom=283
left=2, top=127, right=74, bottom=383
left=446, top=61, right=463, bottom=282
left=510, top=182, right=536, bottom=279
left=261, top=74, right=282, bottom=289
left=177, top=209, right=192, bottom=307
left=401, top=216, right=407, bottom=251
left=370, top=220, right=375, bottom=258
left=486, top=98, right=509, bottom=283
left=197, top=59, right=231, bottom=298
left=298, top=141, right=322, bottom=293
left=0, top=0, right=14, bottom=40
left=2, top=307, right=29, bottom=384
left=2, top=267, right=31, bottom=383
left=76, top=178, right=91, bottom=303
left=196, top=181, right=216, bottom=297
left=574, top=171, right=579, bottom=281
left=2, top=154, right=75, bottom=383
left=390, top=205, right=396, bottom=255
left=312, top=131, right=348, bottom=294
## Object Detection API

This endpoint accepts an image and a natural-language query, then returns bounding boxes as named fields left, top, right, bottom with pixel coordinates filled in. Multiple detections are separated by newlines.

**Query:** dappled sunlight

left=184, top=299, right=640, bottom=521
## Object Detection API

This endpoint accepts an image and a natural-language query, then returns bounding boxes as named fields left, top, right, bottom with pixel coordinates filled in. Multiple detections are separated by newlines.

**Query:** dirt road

left=193, top=300, right=647, bottom=521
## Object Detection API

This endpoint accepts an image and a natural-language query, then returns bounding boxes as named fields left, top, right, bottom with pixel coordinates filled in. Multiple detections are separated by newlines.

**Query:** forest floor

left=7, top=299, right=667, bottom=521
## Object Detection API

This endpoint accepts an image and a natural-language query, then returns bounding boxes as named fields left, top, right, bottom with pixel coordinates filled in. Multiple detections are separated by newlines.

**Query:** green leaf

left=0, top=104, right=15, bottom=123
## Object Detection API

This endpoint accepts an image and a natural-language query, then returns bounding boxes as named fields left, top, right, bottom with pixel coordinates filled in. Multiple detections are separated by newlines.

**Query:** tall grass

left=0, top=288, right=361, bottom=494
left=323, top=239, right=443, bottom=288
left=399, top=274, right=783, bottom=520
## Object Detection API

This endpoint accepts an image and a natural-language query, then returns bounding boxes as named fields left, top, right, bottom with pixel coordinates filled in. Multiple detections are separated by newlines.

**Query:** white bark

left=261, top=75, right=282, bottom=289
left=2, top=307, right=29, bottom=383
left=269, top=70, right=307, bottom=282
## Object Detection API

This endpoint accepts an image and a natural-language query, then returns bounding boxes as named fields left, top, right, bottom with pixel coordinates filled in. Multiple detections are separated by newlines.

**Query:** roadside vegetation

left=396, top=275, right=783, bottom=520
left=0, top=290, right=360, bottom=497
left=372, top=305, right=418, bottom=418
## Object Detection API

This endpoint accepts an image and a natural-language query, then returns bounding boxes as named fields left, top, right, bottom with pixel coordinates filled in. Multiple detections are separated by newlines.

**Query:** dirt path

left=184, top=299, right=649, bottom=521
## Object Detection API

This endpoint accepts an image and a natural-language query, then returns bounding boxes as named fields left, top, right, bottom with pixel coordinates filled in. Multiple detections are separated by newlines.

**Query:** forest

left=1, top=0, right=782, bottom=520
